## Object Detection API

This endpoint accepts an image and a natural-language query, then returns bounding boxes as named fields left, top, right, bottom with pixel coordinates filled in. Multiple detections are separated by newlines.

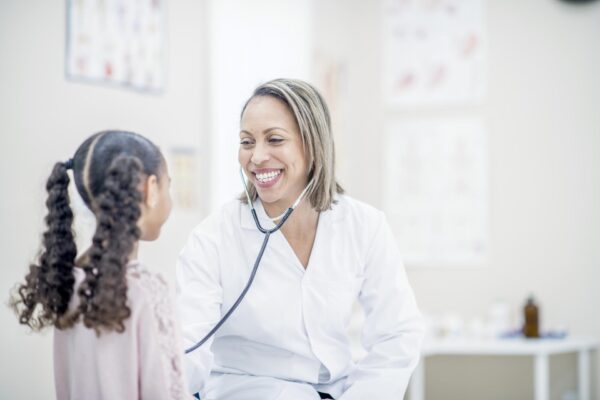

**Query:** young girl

left=11, top=130, right=190, bottom=399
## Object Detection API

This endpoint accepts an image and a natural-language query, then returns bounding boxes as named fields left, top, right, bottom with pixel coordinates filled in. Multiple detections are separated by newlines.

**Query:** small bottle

left=522, top=296, right=540, bottom=338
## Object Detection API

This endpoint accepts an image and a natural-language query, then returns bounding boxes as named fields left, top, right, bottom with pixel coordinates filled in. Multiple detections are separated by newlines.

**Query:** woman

left=177, top=79, right=423, bottom=399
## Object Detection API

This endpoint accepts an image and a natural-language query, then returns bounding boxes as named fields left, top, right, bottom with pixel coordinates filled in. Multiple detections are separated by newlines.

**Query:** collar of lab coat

left=239, top=196, right=343, bottom=231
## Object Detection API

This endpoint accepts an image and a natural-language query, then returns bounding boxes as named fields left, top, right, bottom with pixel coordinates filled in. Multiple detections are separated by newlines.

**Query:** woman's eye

left=240, top=139, right=253, bottom=146
left=268, top=137, right=284, bottom=144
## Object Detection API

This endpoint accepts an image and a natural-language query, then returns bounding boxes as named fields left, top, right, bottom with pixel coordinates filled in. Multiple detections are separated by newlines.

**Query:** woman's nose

left=250, top=142, right=270, bottom=165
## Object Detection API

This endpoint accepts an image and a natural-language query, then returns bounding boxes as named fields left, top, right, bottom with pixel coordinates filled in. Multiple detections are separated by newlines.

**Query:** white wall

left=314, top=0, right=600, bottom=399
left=0, top=0, right=208, bottom=398
left=207, top=0, right=314, bottom=210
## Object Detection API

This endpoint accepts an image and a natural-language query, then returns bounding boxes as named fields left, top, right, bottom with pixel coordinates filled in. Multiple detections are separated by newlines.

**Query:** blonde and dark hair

left=240, top=78, right=344, bottom=211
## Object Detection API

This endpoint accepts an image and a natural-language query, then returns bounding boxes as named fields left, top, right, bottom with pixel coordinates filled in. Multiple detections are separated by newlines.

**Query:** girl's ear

left=143, top=175, right=159, bottom=209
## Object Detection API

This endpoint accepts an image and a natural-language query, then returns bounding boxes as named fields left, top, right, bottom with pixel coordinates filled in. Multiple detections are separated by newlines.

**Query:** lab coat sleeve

left=176, top=228, right=223, bottom=396
left=339, top=213, right=424, bottom=399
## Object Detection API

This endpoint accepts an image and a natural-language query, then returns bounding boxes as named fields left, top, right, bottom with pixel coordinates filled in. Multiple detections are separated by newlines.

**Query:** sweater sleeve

left=133, top=271, right=192, bottom=400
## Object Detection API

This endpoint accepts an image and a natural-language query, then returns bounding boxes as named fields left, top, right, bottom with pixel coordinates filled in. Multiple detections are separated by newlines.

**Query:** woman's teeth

left=256, top=170, right=281, bottom=183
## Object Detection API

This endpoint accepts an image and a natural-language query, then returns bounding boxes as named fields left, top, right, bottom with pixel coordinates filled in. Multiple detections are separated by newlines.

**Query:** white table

left=409, top=337, right=599, bottom=400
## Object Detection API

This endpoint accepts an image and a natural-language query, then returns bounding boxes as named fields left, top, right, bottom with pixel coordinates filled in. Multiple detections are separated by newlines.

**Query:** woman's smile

left=252, top=168, right=283, bottom=188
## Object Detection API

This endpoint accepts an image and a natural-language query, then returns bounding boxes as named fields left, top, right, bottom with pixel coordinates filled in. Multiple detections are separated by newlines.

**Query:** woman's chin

left=257, top=188, right=288, bottom=207
left=257, top=192, right=279, bottom=205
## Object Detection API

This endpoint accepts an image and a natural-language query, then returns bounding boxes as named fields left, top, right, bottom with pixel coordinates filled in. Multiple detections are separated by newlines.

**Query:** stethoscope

left=184, top=167, right=313, bottom=354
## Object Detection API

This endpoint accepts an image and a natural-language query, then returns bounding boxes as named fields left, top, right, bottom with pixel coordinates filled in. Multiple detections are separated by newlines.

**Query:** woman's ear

left=144, top=175, right=159, bottom=209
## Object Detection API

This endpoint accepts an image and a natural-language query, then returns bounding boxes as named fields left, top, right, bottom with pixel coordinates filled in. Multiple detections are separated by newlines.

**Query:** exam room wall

left=0, top=0, right=208, bottom=398
left=314, top=0, right=600, bottom=399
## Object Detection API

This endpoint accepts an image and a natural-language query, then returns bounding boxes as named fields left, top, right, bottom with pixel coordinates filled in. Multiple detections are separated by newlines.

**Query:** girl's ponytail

left=11, top=161, right=77, bottom=330
left=12, top=130, right=164, bottom=333
left=78, top=154, right=143, bottom=333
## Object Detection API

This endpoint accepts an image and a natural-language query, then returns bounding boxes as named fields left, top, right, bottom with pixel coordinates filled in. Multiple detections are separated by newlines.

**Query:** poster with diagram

left=382, top=0, right=485, bottom=107
left=66, top=0, right=166, bottom=92
left=170, top=147, right=200, bottom=210
left=383, top=118, right=488, bottom=267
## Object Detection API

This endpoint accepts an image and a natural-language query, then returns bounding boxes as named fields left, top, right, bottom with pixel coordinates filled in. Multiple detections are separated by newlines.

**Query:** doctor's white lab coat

left=176, top=195, right=423, bottom=399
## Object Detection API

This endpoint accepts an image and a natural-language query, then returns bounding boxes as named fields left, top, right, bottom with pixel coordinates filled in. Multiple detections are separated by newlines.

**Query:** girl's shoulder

left=125, top=262, right=188, bottom=399
left=127, top=261, right=168, bottom=288
left=125, top=261, right=173, bottom=318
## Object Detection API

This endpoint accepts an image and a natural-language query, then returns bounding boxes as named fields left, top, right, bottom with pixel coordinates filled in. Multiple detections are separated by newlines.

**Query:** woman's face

left=239, top=96, right=309, bottom=210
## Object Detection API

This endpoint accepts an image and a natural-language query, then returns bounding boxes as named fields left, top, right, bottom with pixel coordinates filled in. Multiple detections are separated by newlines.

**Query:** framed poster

left=382, top=0, right=485, bottom=107
left=66, top=0, right=166, bottom=93
left=383, top=118, right=489, bottom=267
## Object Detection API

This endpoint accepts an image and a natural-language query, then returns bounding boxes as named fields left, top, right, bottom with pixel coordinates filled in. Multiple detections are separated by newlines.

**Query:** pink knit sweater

left=53, top=262, right=191, bottom=399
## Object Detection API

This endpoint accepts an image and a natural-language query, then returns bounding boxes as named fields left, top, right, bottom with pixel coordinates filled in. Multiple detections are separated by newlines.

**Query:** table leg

left=577, top=349, right=590, bottom=400
left=534, top=353, right=549, bottom=400
left=409, top=358, right=425, bottom=400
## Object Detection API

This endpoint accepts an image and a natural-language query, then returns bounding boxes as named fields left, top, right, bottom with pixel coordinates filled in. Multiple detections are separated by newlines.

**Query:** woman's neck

left=262, top=200, right=288, bottom=222
left=275, top=198, right=319, bottom=237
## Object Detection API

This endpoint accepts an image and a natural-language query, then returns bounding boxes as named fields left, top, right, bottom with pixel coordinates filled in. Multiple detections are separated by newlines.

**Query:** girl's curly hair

left=11, top=130, right=165, bottom=333
left=10, top=162, right=77, bottom=330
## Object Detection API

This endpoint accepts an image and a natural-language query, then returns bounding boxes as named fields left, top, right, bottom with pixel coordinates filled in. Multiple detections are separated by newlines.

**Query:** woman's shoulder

left=190, top=199, right=242, bottom=234
left=330, top=194, right=385, bottom=226
left=184, top=199, right=248, bottom=251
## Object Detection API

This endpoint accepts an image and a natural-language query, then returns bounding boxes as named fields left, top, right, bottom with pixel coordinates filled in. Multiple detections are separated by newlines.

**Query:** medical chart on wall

left=382, top=0, right=485, bottom=107
left=66, top=0, right=166, bottom=92
left=383, top=118, right=488, bottom=267
left=170, top=147, right=200, bottom=210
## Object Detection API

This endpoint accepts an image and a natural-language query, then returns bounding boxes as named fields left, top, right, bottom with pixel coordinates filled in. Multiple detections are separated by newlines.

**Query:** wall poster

left=66, top=0, right=166, bottom=92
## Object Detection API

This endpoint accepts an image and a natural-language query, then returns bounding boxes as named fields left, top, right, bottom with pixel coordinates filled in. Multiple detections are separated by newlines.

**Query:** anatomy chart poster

left=383, top=118, right=489, bottom=267
left=66, top=0, right=166, bottom=92
left=382, top=0, right=485, bottom=107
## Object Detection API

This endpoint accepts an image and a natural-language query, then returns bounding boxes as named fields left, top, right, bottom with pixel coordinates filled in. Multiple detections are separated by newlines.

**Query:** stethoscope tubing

left=184, top=207, right=293, bottom=354
left=184, top=168, right=309, bottom=355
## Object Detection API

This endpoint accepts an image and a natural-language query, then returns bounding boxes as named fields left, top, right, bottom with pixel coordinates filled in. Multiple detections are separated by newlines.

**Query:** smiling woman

left=238, top=79, right=343, bottom=214
left=176, top=79, right=424, bottom=400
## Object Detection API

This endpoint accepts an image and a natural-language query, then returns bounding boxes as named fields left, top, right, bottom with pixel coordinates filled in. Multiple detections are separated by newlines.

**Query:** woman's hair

left=239, top=78, right=344, bottom=211
left=11, top=130, right=165, bottom=333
